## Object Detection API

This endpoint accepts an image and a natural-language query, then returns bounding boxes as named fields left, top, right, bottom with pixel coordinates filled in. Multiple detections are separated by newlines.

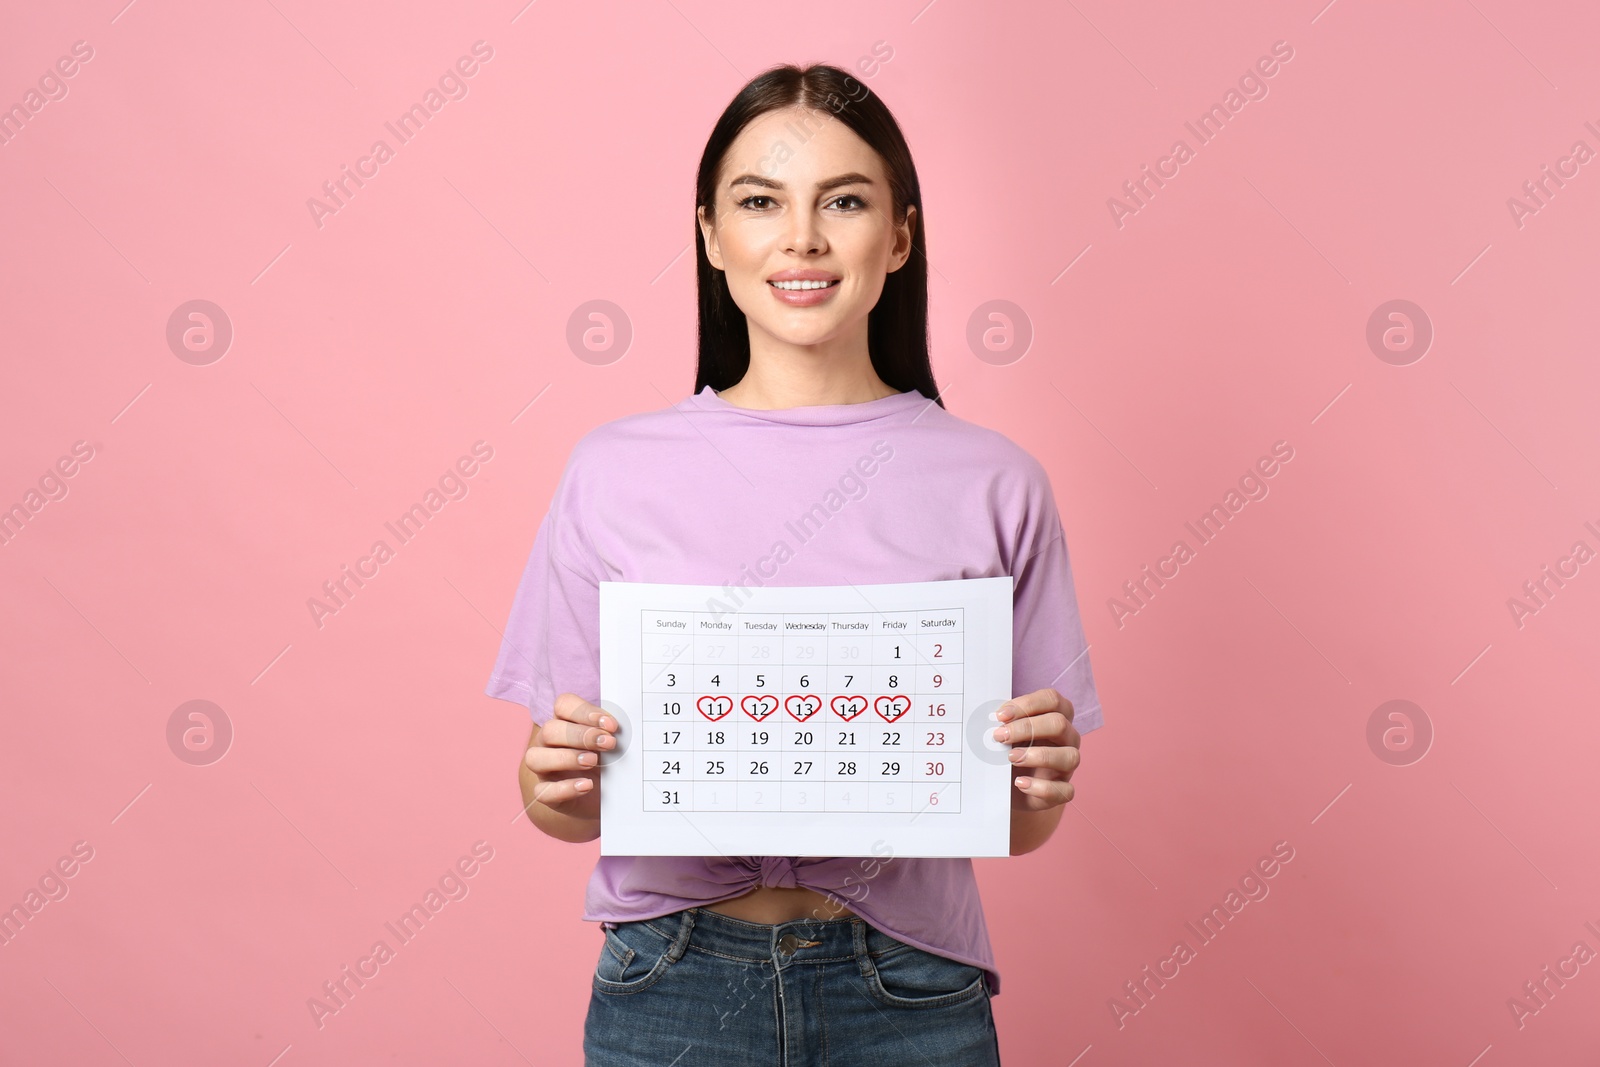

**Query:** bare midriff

left=702, top=885, right=856, bottom=924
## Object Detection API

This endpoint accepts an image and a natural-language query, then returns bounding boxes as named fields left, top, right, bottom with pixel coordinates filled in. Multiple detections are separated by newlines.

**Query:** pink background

left=3, top=0, right=1597, bottom=1063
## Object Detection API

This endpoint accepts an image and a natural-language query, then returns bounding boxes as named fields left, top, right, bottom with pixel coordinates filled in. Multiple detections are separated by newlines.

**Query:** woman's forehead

left=720, top=109, right=881, bottom=186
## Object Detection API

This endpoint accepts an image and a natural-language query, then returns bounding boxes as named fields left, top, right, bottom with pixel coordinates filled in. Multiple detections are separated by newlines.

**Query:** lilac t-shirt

left=485, top=385, right=1104, bottom=995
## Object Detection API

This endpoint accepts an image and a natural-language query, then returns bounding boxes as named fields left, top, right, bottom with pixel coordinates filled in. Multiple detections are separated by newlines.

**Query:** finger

left=993, top=711, right=1068, bottom=746
left=552, top=693, right=618, bottom=734
left=996, top=688, right=1074, bottom=724
left=524, top=745, right=601, bottom=775
left=530, top=776, right=596, bottom=807
left=1012, top=775, right=1074, bottom=805
left=540, top=717, right=616, bottom=752
left=1005, top=744, right=1080, bottom=777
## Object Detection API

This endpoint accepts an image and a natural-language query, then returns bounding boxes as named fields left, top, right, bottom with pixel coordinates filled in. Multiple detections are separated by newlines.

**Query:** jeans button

left=777, top=933, right=799, bottom=956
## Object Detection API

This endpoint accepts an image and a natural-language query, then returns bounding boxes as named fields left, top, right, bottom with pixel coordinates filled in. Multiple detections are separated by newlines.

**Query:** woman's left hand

left=993, top=688, right=1081, bottom=811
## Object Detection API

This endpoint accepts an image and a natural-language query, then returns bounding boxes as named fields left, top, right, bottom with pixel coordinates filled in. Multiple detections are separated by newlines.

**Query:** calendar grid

left=639, top=607, right=965, bottom=815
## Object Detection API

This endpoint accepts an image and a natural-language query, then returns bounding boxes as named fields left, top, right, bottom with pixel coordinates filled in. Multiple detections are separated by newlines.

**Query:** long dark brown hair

left=692, top=63, right=942, bottom=408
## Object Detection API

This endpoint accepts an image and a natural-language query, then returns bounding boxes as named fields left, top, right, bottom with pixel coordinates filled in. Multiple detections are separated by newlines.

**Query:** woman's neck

left=716, top=361, right=900, bottom=410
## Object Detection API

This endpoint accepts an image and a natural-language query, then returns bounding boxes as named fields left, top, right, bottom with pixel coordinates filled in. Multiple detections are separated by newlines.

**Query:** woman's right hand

left=520, top=692, right=618, bottom=825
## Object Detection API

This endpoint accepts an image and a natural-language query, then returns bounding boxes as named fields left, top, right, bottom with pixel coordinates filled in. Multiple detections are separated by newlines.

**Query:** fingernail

left=576, top=779, right=593, bottom=791
left=998, top=704, right=1017, bottom=721
left=600, top=716, right=615, bottom=731
left=1014, top=776, right=1031, bottom=789
left=579, top=753, right=595, bottom=767
left=1007, top=749, right=1024, bottom=763
left=993, top=727, right=1009, bottom=742
left=598, top=735, right=613, bottom=748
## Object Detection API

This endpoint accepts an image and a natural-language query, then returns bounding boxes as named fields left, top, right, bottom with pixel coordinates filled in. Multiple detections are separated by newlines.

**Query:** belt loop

left=667, top=908, right=697, bottom=962
left=851, top=918, right=874, bottom=980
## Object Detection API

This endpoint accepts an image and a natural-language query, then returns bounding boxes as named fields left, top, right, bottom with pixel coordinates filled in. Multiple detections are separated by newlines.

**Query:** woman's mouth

left=768, top=279, right=839, bottom=291
left=767, top=278, right=840, bottom=306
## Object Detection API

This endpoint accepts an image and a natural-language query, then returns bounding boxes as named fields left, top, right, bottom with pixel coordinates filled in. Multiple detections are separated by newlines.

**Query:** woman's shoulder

left=919, top=402, right=1054, bottom=491
left=559, top=396, right=698, bottom=470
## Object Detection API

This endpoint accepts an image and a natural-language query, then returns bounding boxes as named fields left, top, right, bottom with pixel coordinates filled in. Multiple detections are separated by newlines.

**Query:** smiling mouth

left=768, top=279, right=840, bottom=291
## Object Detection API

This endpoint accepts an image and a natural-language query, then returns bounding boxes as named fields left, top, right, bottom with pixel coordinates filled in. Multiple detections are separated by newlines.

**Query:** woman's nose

left=781, top=210, right=823, bottom=255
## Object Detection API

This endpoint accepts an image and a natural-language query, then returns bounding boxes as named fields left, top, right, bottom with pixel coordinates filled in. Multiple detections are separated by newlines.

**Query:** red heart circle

left=874, top=695, right=910, bottom=722
left=697, top=695, right=732, bottom=721
left=831, top=695, right=866, bottom=721
left=742, top=695, right=778, bottom=721
left=785, top=695, right=820, bottom=721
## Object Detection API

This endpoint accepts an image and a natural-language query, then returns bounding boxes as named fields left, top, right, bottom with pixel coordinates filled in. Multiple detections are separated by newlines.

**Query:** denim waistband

left=631, top=907, right=883, bottom=966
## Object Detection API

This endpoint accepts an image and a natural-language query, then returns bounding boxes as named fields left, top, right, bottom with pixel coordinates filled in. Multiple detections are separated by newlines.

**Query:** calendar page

left=597, top=576, right=1014, bottom=858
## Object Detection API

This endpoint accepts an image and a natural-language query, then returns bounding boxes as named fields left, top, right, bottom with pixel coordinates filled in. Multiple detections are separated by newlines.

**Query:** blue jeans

left=584, top=907, right=1001, bottom=1066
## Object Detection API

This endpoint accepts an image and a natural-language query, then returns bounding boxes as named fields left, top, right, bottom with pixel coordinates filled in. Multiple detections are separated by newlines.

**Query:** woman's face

left=697, top=106, right=917, bottom=355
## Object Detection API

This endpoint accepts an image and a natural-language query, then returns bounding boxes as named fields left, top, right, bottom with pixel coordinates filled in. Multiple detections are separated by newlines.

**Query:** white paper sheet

left=597, top=576, right=1015, bottom=857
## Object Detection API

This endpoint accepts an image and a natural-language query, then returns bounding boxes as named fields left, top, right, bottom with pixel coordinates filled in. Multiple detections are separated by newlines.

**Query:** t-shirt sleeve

left=1010, top=464, right=1105, bottom=736
left=483, top=453, right=601, bottom=726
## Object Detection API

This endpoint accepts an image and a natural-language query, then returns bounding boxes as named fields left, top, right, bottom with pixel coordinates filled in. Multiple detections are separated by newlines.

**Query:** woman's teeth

left=769, top=279, right=838, bottom=290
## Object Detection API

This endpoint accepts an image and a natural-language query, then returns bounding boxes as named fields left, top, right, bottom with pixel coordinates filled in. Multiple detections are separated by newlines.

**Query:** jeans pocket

left=865, top=941, right=989, bottom=1009
left=593, top=921, right=678, bottom=996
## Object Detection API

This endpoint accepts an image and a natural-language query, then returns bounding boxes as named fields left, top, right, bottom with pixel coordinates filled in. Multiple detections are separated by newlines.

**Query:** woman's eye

left=736, top=193, right=865, bottom=211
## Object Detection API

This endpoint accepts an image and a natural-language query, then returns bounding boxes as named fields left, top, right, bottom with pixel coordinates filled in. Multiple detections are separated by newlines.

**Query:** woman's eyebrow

left=726, top=172, right=877, bottom=192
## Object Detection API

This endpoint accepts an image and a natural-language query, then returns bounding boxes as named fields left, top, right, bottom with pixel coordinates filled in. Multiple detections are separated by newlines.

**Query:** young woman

left=486, top=63, right=1104, bottom=1065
